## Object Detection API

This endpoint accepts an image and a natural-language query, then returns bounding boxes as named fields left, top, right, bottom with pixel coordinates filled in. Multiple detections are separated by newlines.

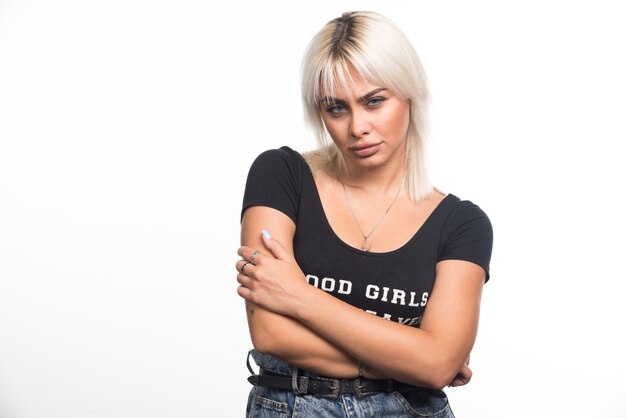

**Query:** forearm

left=289, top=288, right=441, bottom=386
left=291, top=285, right=474, bottom=389
left=241, top=208, right=362, bottom=377
left=246, top=301, right=360, bottom=378
left=238, top=209, right=480, bottom=386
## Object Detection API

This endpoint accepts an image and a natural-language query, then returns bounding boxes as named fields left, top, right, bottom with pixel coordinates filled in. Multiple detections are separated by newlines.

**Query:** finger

left=237, top=246, right=253, bottom=258
left=449, top=374, right=466, bottom=387
left=465, top=365, right=472, bottom=382
left=448, top=363, right=472, bottom=387
left=236, top=284, right=251, bottom=300
left=236, top=260, right=255, bottom=275
left=236, top=275, right=256, bottom=302
left=458, top=366, right=472, bottom=386
left=237, top=273, right=253, bottom=287
left=261, top=230, right=290, bottom=261
left=450, top=373, right=471, bottom=387
left=237, top=246, right=267, bottom=265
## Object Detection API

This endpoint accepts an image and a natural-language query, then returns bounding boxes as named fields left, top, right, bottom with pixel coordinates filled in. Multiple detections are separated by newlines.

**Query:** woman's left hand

left=236, top=232, right=309, bottom=317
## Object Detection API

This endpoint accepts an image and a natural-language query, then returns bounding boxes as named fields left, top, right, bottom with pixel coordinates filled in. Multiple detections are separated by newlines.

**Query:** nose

left=349, top=107, right=371, bottom=139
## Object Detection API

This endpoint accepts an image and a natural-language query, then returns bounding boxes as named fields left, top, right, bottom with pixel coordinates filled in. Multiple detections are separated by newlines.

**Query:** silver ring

left=241, top=262, right=251, bottom=274
left=249, top=250, right=261, bottom=264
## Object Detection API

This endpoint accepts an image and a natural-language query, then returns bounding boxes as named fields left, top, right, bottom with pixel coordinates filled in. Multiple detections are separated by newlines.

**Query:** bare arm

left=238, top=231, right=484, bottom=389
left=240, top=206, right=360, bottom=377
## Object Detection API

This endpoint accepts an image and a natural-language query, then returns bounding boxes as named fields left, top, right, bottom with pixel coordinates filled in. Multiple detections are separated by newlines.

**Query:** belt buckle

left=313, top=377, right=342, bottom=400
left=351, top=378, right=368, bottom=399
left=328, top=378, right=342, bottom=400
left=293, top=376, right=309, bottom=395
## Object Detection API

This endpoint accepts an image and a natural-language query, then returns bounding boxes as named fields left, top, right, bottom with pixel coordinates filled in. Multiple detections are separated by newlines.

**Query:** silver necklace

left=342, top=176, right=406, bottom=252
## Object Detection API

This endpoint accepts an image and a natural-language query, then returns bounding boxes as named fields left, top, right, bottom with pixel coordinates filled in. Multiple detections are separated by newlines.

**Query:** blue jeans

left=246, top=351, right=455, bottom=418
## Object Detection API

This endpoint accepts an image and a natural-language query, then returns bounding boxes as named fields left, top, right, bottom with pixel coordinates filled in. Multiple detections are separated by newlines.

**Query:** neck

left=341, top=161, right=406, bottom=195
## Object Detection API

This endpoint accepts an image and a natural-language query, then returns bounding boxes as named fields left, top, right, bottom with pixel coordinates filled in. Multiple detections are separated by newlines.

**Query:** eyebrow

left=318, top=88, right=388, bottom=104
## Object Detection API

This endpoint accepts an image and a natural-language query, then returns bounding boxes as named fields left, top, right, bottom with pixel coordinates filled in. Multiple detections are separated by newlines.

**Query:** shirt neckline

left=296, top=152, right=456, bottom=257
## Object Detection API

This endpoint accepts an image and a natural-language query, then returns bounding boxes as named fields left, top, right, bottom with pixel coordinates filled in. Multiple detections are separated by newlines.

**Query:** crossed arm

left=238, top=206, right=484, bottom=390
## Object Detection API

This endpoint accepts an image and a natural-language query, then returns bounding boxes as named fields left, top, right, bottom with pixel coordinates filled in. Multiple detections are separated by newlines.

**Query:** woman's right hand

left=447, top=355, right=472, bottom=387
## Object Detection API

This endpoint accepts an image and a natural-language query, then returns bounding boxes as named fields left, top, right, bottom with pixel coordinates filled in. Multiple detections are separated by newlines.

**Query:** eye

left=366, top=96, right=386, bottom=107
left=325, top=103, right=347, bottom=116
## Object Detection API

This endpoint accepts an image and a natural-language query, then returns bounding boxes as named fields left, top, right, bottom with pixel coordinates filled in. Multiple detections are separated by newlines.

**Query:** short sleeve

left=439, top=201, right=494, bottom=282
left=241, top=147, right=303, bottom=224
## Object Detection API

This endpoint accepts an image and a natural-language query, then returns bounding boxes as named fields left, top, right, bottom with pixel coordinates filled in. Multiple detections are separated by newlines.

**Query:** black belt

left=248, top=368, right=418, bottom=399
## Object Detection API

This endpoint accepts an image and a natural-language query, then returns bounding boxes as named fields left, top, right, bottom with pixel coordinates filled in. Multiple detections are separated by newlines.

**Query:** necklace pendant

left=342, top=175, right=405, bottom=255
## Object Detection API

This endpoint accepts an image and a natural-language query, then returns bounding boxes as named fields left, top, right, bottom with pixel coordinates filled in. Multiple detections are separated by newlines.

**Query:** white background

left=1, top=1, right=625, bottom=417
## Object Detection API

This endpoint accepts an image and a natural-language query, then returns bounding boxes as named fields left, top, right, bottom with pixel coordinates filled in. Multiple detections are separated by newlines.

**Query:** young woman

left=236, top=11, right=493, bottom=417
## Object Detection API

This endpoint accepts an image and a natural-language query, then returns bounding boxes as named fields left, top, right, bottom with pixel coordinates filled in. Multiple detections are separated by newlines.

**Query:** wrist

left=292, top=283, right=323, bottom=322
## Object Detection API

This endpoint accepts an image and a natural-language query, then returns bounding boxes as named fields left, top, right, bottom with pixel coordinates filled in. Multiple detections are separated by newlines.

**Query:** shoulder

left=242, top=147, right=309, bottom=222
left=438, top=194, right=494, bottom=280
left=251, top=146, right=305, bottom=170
left=246, top=146, right=309, bottom=186
left=443, top=194, right=492, bottom=229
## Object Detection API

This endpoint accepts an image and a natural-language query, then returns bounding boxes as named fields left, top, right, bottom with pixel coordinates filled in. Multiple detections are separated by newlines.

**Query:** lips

left=349, top=142, right=382, bottom=157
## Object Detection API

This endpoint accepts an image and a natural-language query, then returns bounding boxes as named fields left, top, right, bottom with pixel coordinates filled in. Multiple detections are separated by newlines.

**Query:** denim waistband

left=247, top=350, right=293, bottom=376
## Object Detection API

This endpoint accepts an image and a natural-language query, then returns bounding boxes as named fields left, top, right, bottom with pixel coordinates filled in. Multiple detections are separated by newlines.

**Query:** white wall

left=1, top=1, right=624, bottom=417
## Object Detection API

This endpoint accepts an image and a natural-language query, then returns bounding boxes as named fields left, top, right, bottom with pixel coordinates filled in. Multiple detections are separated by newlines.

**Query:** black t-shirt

left=242, top=146, right=493, bottom=327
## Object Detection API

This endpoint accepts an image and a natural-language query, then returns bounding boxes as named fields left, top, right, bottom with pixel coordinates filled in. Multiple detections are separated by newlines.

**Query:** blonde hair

left=301, top=11, right=432, bottom=201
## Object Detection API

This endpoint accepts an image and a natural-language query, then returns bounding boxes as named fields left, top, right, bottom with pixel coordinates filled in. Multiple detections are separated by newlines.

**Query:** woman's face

left=319, top=69, right=411, bottom=172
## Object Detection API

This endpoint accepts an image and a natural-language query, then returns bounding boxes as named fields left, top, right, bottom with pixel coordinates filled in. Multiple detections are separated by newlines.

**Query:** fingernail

left=261, top=229, right=272, bottom=239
